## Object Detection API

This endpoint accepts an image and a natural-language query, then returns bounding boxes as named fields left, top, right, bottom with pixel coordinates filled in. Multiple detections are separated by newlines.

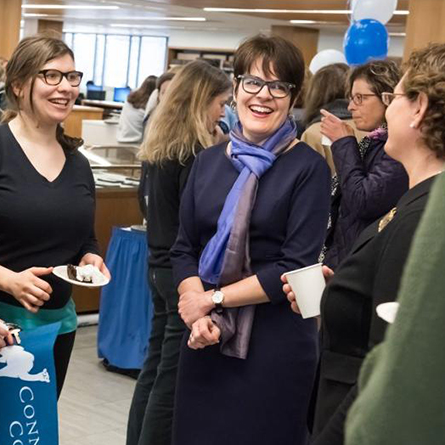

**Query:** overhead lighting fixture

left=205, top=8, right=350, bottom=14
left=204, top=7, right=409, bottom=15
left=140, top=17, right=206, bottom=21
left=389, top=32, right=406, bottom=36
left=23, top=13, right=50, bottom=17
left=289, top=20, right=319, bottom=24
left=22, top=4, right=119, bottom=10
left=111, top=24, right=186, bottom=30
left=107, top=16, right=205, bottom=22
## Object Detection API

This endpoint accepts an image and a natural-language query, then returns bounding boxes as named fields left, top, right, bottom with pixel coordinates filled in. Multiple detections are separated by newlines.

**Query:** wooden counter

left=64, top=105, right=104, bottom=139
left=72, top=187, right=142, bottom=313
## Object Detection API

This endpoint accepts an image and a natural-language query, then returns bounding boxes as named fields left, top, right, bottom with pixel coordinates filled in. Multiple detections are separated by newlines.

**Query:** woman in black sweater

left=126, top=60, right=231, bottom=445
left=0, top=35, right=109, bottom=397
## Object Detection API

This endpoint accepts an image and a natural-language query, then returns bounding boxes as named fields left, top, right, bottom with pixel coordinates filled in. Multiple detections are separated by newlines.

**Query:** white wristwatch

left=211, top=288, right=225, bottom=313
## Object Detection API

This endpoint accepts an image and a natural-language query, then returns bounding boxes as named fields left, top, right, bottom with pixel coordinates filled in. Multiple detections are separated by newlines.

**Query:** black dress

left=170, top=142, right=331, bottom=445
left=311, top=177, right=434, bottom=445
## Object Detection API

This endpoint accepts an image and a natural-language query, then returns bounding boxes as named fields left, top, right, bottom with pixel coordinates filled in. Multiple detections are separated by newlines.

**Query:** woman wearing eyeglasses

left=319, top=60, right=408, bottom=270
left=283, top=44, right=445, bottom=445
left=169, top=35, right=331, bottom=445
left=0, top=35, right=109, bottom=397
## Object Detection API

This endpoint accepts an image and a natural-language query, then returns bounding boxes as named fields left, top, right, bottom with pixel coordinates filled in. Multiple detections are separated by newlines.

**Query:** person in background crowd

left=320, top=60, right=408, bottom=269
left=126, top=60, right=231, bottom=445
left=137, top=71, right=176, bottom=218
left=117, top=75, right=157, bottom=143
left=0, top=63, right=6, bottom=112
left=343, top=43, right=445, bottom=445
left=289, top=65, right=311, bottom=138
left=143, top=70, right=177, bottom=123
left=170, top=35, right=330, bottom=445
left=301, top=63, right=366, bottom=174
left=283, top=43, right=445, bottom=445
left=0, top=34, right=109, bottom=398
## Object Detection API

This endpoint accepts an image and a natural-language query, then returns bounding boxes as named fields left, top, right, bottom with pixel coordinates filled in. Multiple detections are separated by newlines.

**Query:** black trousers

left=126, top=267, right=186, bottom=445
left=54, top=330, right=76, bottom=399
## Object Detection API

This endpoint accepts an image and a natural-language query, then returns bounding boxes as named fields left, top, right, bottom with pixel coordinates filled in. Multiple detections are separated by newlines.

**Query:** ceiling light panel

left=22, top=4, right=120, bottom=10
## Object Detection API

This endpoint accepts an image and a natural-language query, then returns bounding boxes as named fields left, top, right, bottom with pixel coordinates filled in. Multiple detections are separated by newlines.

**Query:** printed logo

left=0, top=345, right=50, bottom=383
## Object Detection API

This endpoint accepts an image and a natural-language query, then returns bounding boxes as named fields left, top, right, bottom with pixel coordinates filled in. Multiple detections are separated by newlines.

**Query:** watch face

left=212, top=290, right=224, bottom=304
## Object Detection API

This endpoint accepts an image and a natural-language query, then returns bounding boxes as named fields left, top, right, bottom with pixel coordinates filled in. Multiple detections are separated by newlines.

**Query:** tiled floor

left=58, top=325, right=136, bottom=445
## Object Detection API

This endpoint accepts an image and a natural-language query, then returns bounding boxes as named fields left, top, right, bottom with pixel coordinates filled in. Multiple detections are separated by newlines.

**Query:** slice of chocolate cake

left=67, top=264, right=94, bottom=283
left=67, top=264, right=78, bottom=281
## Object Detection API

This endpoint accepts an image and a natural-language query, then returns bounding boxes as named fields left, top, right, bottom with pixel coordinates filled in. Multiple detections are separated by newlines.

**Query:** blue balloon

left=343, top=19, right=389, bottom=65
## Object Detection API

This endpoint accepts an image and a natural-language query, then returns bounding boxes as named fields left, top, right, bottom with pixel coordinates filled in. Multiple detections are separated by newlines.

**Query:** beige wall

left=271, top=25, right=319, bottom=66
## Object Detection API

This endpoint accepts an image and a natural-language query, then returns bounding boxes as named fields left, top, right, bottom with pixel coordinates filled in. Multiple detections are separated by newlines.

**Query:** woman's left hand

left=320, top=109, right=355, bottom=143
left=79, top=253, right=111, bottom=280
left=178, top=290, right=214, bottom=328
left=0, top=320, right=13, bottom=349
left=188, top=316, right=221, bottom=350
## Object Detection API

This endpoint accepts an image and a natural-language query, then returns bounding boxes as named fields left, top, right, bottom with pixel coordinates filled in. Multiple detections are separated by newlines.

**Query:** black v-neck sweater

left=0, top=124, right=98, bottom=309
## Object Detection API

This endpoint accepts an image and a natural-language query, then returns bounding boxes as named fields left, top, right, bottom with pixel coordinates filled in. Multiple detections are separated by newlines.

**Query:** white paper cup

left=284, top=263, right=326, bottom=319
left=321, top=135, right=332, bottom=147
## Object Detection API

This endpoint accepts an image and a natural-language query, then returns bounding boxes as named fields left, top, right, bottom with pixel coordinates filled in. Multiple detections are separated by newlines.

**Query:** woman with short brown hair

left=170, top=34, right=331, bottom=445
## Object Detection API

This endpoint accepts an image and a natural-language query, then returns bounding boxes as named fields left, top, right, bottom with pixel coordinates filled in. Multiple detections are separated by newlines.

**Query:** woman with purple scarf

left=170, top=35, right=331, bottom=445
left=319, top=60, right=408, bottom=270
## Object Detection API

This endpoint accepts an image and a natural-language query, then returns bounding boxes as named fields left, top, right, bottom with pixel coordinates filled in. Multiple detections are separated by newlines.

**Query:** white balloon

left=309, top=50, right=347, bottom=74
left=351, top=0, right=398, bottom=25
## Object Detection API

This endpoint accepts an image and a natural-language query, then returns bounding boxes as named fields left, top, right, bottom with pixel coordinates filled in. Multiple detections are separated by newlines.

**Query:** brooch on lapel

left=378, top=207, right=397, bottom=232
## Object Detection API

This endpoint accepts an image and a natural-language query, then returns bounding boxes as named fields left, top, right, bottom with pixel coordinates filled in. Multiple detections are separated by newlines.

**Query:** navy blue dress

left=170, top=141, right=331, bottom=445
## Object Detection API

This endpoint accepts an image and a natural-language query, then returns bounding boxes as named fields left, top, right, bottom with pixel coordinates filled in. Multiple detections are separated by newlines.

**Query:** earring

left=229, top=99, right=237, bottom=111
left=409, top=122, right=416, bottom=129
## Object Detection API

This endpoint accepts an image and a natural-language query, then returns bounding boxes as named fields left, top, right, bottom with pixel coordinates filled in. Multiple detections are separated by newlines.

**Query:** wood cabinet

left=167, top=46, right=234, bottom=72
left=64, top=105, right=104, bottom=139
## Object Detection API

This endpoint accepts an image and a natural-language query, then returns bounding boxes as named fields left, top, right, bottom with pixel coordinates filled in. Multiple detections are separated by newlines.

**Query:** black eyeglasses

left=349, top=93, right=378, bottom=106
left=237, top=75, right=295, bottom=99
left=381, top=92, right=406, bottom=106
left=38, top=69, right=83, bottom=87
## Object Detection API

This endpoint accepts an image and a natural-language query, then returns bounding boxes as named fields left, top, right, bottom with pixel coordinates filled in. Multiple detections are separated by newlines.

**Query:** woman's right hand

left=281, top=265, right=335, bottom=314
left=7, top=267, right=53, bottom=313
left=0, top=320, right=13, bottom=349
left=320, top=109, right=355, bottom=143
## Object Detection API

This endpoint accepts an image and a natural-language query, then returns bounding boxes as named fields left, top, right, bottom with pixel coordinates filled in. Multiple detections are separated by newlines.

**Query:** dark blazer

left=310, top=177, right=435, bottom=445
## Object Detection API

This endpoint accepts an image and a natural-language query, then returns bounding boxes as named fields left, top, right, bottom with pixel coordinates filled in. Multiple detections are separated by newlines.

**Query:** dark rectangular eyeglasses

left=38, top=69, right=83, bottom=87
left=237, top=75, right=295, bottom=99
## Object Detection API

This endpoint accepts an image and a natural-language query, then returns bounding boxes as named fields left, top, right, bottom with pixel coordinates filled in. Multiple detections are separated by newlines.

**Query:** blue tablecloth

left=97, top=227, right=152, bottom=369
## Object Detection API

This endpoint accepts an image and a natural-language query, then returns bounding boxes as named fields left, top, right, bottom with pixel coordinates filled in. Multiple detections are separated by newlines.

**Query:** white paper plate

left=376, top=302, right=399, bottom=324
left=52, top=265, right=110, bottom=288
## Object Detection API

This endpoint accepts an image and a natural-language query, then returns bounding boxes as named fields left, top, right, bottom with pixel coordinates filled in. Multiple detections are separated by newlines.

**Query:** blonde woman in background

left=126, top=60, right=231, bottom=445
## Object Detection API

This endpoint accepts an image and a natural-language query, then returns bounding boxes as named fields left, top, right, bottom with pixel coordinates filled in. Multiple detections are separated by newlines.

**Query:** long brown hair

left=127, top=75, right=157, bottom=109
left=304, top=63, right=350, bottom=125
left=2, top=33, right=82, bottom=151
left=139, top=60, right=231, bottom=165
